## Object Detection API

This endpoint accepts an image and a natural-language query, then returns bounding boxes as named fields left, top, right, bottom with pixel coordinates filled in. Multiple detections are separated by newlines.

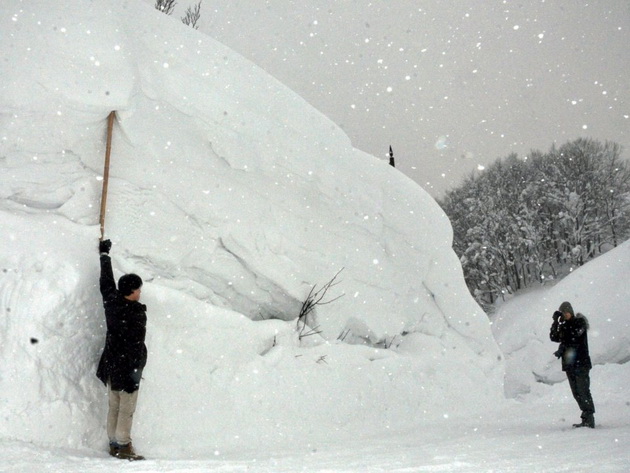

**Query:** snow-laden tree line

left=439, top=138, right=630, bottom=311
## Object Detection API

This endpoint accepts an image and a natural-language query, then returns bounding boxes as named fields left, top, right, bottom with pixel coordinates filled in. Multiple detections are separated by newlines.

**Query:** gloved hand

left=130, top=368, right=143, bottom=386
left=99, top=239, right=112, bottom=254
left=123, top=368, right=143, bottom=393
left=553, top=310, right=563, bottom=322
left=554, top=345, right=565, bottom=358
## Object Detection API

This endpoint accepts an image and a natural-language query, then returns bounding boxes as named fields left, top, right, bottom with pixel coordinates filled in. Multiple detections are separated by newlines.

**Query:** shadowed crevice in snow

left=124, top=236, right=305, bottom=322
left=188, top=236, right=305, bottom=321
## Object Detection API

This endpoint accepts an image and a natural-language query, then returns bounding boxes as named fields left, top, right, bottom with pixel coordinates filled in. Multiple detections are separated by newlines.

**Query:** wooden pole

left=99, top=111, right=116, bottom=241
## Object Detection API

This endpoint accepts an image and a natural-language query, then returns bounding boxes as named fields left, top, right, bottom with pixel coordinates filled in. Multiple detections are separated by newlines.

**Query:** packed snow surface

left=1, top=1, right=629, bottom=472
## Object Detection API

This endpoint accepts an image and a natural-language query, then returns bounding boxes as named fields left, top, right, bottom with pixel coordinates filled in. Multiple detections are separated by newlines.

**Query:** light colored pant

left=107, top=384, right=139, bottom=445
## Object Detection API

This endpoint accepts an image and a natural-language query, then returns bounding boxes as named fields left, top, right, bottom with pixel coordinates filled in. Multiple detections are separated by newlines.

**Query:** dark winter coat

left=550, top=313, right=592, bottom=372
left=96, top=254, right=147, bottom=393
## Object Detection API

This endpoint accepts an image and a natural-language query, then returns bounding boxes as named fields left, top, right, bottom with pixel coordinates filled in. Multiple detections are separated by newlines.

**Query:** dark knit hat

left=118, top=273, right=143, bottom=296
left=559, top=301, right=574, bottom=316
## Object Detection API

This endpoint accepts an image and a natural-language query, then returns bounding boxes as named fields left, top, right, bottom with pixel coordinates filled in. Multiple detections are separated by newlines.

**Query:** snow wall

left=0, top=0, right=504, bottom=456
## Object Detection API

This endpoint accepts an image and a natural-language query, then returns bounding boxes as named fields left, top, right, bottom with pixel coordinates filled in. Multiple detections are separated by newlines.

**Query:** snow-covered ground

left=2, top=363, right=630, bottom=472
left=1, top=1, right=629, bottom=472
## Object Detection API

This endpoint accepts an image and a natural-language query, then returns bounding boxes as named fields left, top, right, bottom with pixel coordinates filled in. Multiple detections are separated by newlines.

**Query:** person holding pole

left=97, top=239, right=148, bottom=460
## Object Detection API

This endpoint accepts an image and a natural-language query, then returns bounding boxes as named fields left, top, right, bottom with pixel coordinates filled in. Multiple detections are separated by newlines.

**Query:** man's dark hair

left=118, top=274, right=143, bottom=296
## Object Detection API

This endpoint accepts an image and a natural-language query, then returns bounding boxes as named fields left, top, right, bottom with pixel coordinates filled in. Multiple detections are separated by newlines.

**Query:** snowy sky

left=161, top=0, right=630, bottom=197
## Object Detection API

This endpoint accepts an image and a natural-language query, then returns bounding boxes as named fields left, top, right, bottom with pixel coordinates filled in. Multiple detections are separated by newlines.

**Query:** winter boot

left=573, top=412, right=595, bottom=429
left=108, top=442, right=119, bottom=457
left=113, top=442, right=145, bottom=461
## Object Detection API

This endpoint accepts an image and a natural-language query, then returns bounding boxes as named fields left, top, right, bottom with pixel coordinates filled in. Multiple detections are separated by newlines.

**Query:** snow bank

left=0, top=0, right=503, bottom=456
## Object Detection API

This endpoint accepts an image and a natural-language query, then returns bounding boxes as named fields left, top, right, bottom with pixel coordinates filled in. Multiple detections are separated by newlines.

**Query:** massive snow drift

left=0, top=0, right=503, bottom=456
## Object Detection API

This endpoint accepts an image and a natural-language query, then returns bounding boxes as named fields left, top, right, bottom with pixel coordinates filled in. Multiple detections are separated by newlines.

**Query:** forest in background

left=439, top=138, right=630, bottom=311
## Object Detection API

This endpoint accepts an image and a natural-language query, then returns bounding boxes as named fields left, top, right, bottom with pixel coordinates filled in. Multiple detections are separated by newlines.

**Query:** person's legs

left=107, top=384, right=121, bottom=443
left=566, top=370, right=579, bottom=404
left=108, top=388, right=144, bottom=460
left=114, top=389, right=139, bottom=445
left=567, top=368, right=595, bottom=427
left=574, top=368, right=595, bottom=427
left=575, top=369, right=594, bottom=412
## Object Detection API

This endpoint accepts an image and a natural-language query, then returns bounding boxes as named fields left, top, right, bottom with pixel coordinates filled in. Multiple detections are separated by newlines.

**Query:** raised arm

left=549, top=310, right=562, bottom=343
left=99, top=239, right=117, bottom=301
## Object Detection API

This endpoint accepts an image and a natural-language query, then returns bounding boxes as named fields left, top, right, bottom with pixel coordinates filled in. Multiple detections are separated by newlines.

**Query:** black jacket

left=550, top=313, right=592, bottom=372
left=96, top=254, right=147, bottom=392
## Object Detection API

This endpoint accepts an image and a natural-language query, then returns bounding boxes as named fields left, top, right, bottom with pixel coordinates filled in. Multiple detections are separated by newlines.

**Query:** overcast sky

left=155, top=0, right=629, bottom=197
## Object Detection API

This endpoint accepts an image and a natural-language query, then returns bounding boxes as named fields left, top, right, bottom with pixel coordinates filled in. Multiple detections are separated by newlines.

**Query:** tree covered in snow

left=440, top=138, right=630, bottom=311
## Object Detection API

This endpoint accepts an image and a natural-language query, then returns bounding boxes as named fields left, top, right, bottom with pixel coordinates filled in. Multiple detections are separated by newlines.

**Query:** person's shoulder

left=575, top=312, right=590, bottom=329
left=126, top=300, right=147, bottom=311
